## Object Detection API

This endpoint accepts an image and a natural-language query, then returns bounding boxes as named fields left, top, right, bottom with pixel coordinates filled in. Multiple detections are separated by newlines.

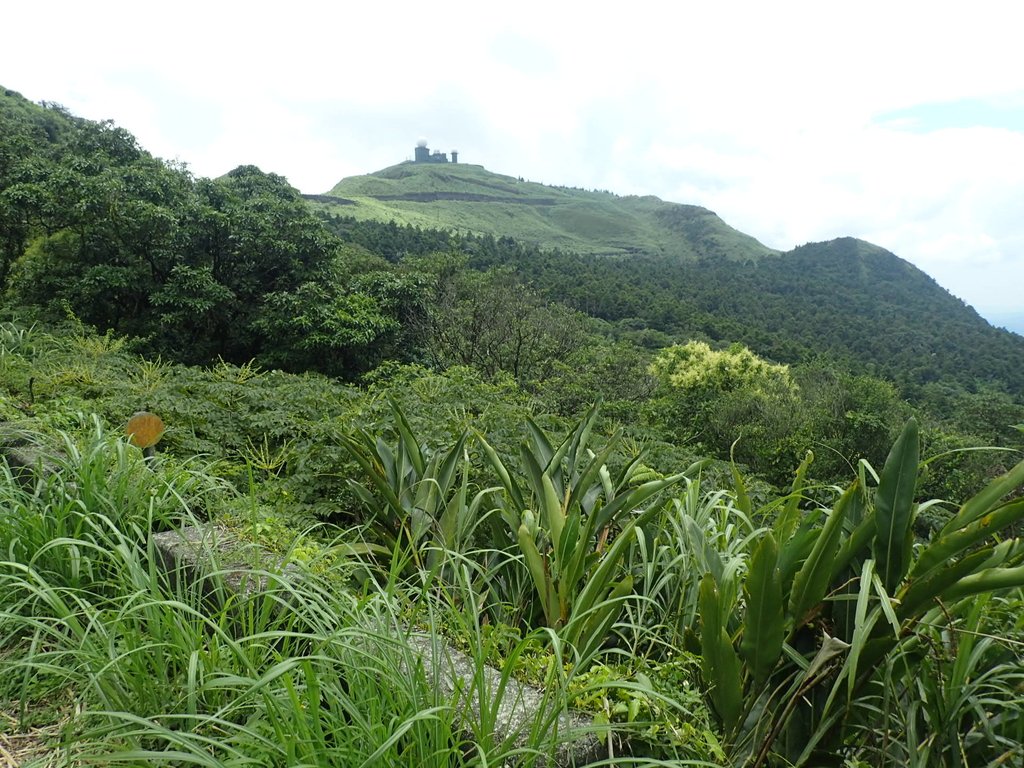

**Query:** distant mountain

left=984, top=311, right=1024, bottom=337
left=315, top=163, right=1024, bottom=397
left=316, top=162, right=776, bottom=263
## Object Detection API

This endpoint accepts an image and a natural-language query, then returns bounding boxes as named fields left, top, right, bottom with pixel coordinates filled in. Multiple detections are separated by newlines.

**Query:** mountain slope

left=315, top=162, right=776, bottom=263
left=315, top=164, right=1024, bottom=398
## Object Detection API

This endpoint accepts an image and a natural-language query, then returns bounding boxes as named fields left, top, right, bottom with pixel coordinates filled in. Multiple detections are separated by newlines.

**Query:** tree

left=648, top=342, right=802, bottom=482
left=423, top=264, right=586, bottom=385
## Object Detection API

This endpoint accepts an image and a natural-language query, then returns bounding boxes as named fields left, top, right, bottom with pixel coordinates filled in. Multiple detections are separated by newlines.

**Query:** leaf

left=775, top=513, right=821, bottom=593
left=573, top=503, right=663, bottom=619
left=390, top=399, right=425, bottom=476
left=898, top=541, right=1014, bottom=620
left=541, top=472, right=566, bottom=557
left=739, top=533, right=784, bottom=686
left=477, top=434, right=524, bottom=511
left=938, top=456, right=1024, bottom=537
left=940, top=562, right=1024, bottom=602
left=525, top=416, right=555, bottom=470
left=788, top=483, right=853, bottom=629
left=908, top=499, right=1024, bottom=585
left=518, top=523, right=558, bottom=627
left=699, top=574, right=744, bottom=733
left=574, top=575, right=634, bottom=663
left=827, top=482, right=871, bottom=583
left=774, top=450, right=814, bottom=544
left=844, top=559, right=879, bottom=702
left=730, top=440, right=752, bottom=518
left=872, top=418, right=920, bottom=592
left=595, top=460, right=707, bottom=533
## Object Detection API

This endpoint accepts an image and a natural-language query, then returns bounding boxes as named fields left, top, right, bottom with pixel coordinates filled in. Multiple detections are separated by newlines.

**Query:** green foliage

left=422, top=262, right=587, bottom=385
left=340, top=400, right=488, bottom=568
left=689, top=420, right=1024, bottom=765
left=648, top=341, right=804, bottom=484
left=0, top=96, right=425, bottom=379
left=480, top=403, right=705, bottom=660
left=650, top=341, right=795, bottom=395
left=5, top=87, right=1024, bottom=766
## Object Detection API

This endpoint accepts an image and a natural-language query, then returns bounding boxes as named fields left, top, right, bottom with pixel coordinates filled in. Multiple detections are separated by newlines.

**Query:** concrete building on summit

left=414, top=138, right=458, bottom=164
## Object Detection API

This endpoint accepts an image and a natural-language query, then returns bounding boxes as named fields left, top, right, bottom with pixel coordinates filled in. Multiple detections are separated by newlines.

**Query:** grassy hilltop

left=315, top=161, right=777, bottom=262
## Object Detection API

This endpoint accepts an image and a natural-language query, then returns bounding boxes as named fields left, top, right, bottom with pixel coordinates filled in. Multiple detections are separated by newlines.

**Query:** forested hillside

left=318, top=168, right=1024, bottom=398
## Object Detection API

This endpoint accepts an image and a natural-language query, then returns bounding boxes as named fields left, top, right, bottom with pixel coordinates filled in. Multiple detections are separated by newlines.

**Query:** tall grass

left=0, top=427, right=719, bottom=766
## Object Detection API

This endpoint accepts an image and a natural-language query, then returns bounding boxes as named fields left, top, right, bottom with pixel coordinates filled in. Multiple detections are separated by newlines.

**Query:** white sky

left=3, top=0, right=1023, bottom=322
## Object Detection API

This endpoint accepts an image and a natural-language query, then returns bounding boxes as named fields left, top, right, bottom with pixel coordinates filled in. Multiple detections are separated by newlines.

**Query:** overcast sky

left=3, top=1, right=1022, bottom=325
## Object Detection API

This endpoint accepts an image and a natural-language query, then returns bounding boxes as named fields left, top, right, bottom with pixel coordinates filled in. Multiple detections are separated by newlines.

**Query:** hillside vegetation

left=2, top=86, right=1024, bottom=766
left=318, top=163, right=1024, bottom=398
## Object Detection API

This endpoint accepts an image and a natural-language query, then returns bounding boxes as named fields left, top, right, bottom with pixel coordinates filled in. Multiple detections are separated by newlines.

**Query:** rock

left=404, top=631, right=607, bottom=766
left=150, top=524, right=302, bottom=600
left=0, top=424, right=63, bottom=488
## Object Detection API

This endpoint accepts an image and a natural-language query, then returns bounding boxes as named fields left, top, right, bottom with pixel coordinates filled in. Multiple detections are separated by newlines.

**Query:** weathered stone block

left=0, top=424, right=63, bottom=488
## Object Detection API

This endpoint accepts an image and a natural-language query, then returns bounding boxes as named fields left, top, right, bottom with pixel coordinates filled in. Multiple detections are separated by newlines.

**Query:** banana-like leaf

left=525, top=416, right=556, bottom=470
left=477, top=434, right=524, bottom=511
left=572, top=575, right=634, bottom=663
left=520, top=447, right=547, bottom=504
left=740, top=533, right=784, bottom=686
left=788, top=483, right=854, bottom=629
left=827, top=482, right=871, bottom=584
left=390, top=399, right=426, bottom=476
left=518, top=523, right=558, bottom=626
left=434, top=432, right=469, bottom=496
left=541, top=473, right=565, bottom=557
left=700, top=574, right=744, bottom=732
left=594, top=460, right=707, bottom=533
left=614, top=450, right=649, bottom=492
left=940, top=562, right=1024, bottom=601
left=776, top=512, right=822, bottom=593
left=563, top=503, right=601, bottom=591
left=573, top=503, right=664, bottom=619
left=897, top=544, right=1010, bottom=621
left=872, top=417, right=919, bottom=592
left=437, top=448, right=470, bottom=549
left=566, top=439, right=618, bottom=518
left=908, top=498, right=1024, bottom=585
left=340, top=435, right=404, bottom=518
left=562, top=401, right=600, bottom=476
left=843, top=559, right=878, bottom=702
left=938, top=456, right=1024, bottom=537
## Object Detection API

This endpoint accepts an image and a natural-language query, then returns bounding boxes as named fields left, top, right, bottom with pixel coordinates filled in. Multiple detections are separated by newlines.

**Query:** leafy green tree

left=423, top=263, right=587, bottom=385
left=794, top=364, right=913, bottom=480
left=648, top=342, right=802, bottom=483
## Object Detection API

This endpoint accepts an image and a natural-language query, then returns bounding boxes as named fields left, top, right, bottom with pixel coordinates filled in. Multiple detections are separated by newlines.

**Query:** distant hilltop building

left=414, top=138, right=458, bottom=164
